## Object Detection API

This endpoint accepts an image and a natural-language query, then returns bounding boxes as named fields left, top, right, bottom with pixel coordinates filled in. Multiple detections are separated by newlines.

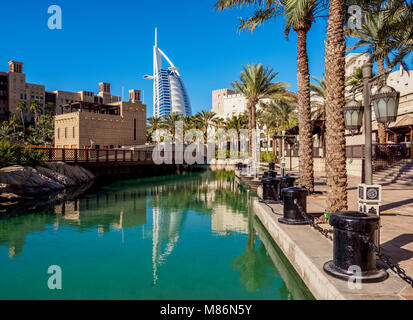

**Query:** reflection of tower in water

left=151, top=206, right=186, bottom=285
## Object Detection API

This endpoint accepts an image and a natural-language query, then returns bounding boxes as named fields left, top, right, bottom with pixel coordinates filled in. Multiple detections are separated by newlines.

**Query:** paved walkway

left=306, top=174, right=413, bottom=299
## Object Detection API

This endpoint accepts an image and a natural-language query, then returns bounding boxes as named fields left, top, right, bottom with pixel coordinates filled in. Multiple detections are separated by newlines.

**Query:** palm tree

left=8, top=114, right=20, bottom=136
left=44, top=102, right=55, bottom=116
left=30, top=99, right=42, bottom=128
left=231, top=64, right=284, bottom=156
left=259, top=99, right=298, bottom=159
left=216, top=0, right=328, bottom=192
left=193, top=110, right=217, bottom=141
left=345, top=0, right=409, bottom=145
left=16, top=102, right=27, bottom=136
left=310, top=75, right=326, bottom=121
left=147, top=116, right=163, bottom=141
left=324, top=0, right=348, bottom=212
left=161, top=112, right=182, bottom=142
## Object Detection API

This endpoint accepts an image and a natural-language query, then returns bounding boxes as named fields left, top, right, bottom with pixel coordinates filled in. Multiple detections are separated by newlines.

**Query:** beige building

left=51, top=82, right=121, bottom=115
left=54, top=90, right=146, bottom=149
left=3, top=61, right=46, bottom=121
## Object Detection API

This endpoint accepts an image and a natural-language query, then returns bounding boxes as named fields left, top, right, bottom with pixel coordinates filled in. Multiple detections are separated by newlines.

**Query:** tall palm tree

left=216, top=0, right=328, bottom=192
left=161, top=112, right=182, bottom=142
left=194, top=110, right=217, bottom=141
left=30, top=99, right=42, bottom=129
left=345, top=0, right=409, bottom=145
left=231, top=63, right=284, bottom=155
left=16, top=102, right=27, bottom=135
left=324, top=0, right=348, bottom=212
left=259, top=99, right=298, bottom=158
left=147, top=116, right=162, bottom=132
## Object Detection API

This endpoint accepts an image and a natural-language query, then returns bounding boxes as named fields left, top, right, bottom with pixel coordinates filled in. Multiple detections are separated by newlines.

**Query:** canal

left=0, top=170, right=313, bottom=300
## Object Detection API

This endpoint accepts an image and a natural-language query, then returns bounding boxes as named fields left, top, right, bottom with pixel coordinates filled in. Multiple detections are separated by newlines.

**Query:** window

left=64, top=127, right=67, bottom=138
left=57, top=128, right=60, bottom=139
left=134, top=118, right=137, bottom=141
left=72, top=127, right=75, bottom=138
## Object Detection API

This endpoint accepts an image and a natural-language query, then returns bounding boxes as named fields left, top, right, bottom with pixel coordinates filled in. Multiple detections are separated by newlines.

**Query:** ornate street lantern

left=371, top=84, right=400, bottom=124
left=286, top=136, right=297, bottom=145
left=344, top=98, right=364, bottom=131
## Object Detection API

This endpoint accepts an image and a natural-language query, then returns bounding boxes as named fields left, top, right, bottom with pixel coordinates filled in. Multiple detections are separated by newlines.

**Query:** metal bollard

left=279, top=187, right=309, bottom=225
left=260, top=177, right=280, bottom=203
left=323, top=211, right=388, bottom=283
left=279, top=175, right=296, bottom=200
left=263, top=170, right=277, bottom=179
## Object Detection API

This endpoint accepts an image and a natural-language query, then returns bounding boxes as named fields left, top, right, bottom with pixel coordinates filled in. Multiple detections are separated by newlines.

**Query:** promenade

left=306, top=174, right=413, bottom=299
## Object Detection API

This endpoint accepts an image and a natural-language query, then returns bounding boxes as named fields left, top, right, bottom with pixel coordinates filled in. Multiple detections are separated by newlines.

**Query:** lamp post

left=344, top=63, right=400, bottom=184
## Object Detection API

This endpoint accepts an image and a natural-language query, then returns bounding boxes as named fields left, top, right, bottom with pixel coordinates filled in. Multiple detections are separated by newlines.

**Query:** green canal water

left=0, top=170, right=313, bottom=300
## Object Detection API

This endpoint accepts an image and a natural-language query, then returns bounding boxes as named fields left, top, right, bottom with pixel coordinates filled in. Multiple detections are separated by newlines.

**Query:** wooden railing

left=28, top=148, right=155, bottom=165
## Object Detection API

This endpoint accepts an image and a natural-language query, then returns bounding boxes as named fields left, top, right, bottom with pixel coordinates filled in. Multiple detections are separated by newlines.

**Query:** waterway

left=0, top=170, right=313, bottom=300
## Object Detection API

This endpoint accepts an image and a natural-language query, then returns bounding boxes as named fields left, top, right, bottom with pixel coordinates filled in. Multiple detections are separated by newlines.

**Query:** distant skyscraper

left=144, top=29, right=192, bottom=117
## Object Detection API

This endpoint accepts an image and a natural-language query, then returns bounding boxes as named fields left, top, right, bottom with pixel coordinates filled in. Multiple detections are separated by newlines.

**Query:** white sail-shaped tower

left=144, top=29, right=192, bottom=117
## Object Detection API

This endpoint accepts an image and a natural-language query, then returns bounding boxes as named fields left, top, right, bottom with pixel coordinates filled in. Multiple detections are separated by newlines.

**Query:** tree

left=0, top=122, right=12, bottom=141
left=324, top=0, right=348, bottom=212
left=8, top=114, right=20, bottom=136
left=30, top=100, right=42, bottom=129
left=45, top=102, right=55, bottom=116
left=193, top=110, right=217, bottom=141
left=215, top=0, right=328, bottom=192
left=259, top=98, right=298, bottom=159
left=16, top=102, right=27, bottom=136
left=161, top=112, right=183, bottom=142
left=345, top=0, right=410, bottom=144
left=231, top=63, right=284, bottom=156
left=147, top=116, right=163, bottom=142
left=310, top=75, right=326, bottom=121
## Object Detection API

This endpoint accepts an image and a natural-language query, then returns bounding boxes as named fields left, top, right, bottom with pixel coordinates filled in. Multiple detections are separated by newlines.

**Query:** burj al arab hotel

left=144, top=29, right=192, bottom=117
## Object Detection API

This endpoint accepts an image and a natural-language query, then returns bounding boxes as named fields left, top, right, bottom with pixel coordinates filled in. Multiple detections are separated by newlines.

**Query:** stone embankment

left=0, top=162, right=94, bottom=213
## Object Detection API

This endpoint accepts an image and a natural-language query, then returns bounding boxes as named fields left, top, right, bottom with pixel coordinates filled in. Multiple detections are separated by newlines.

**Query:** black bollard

left=263, top=170, right=277, bottom=179
left=279, top=187, right=309, bottom=225
left=260, top=177, right=280, bottom=203
left=279, top=175, right=296, bottom=200
left=323, top=212, right=388, bottom=283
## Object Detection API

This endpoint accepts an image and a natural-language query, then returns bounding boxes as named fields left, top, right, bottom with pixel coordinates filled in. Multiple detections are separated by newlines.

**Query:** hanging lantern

left=371, top=84, right=400, bottom=124
left=344, top=98, right=364, bottom=131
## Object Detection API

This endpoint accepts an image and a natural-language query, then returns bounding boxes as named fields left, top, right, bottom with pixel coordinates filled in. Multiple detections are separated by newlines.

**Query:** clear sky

left=0, top=1, right=410, bottom=117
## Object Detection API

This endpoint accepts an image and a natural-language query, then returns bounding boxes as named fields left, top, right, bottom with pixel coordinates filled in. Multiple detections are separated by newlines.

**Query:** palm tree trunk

left=20, top=112, right=25, bottom=142
left=324, top=0, right=348, bottom=212
left=377, top=58, right=386, bottom=145
left=296, top=28, right=314, bottom=193
left=247, top=99, right=258, bottom=156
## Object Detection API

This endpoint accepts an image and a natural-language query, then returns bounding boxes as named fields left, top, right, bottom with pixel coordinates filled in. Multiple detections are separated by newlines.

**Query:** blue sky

left=0, top=1, right=409, bottom=117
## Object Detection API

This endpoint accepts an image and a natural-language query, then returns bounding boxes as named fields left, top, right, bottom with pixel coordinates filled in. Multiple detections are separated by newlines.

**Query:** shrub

left=260, top=152, right=274, bottom=163
left=22, top=148, right=46, bottom=167
left=0, top=141, right=21, bottom=168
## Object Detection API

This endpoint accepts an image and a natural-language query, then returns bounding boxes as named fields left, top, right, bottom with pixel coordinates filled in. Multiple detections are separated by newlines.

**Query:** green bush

left=0, top=141, right=21, bottom=168
left=22, top=148, right=46, bottom=167
left=260, top=152, right=274, bottom=163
